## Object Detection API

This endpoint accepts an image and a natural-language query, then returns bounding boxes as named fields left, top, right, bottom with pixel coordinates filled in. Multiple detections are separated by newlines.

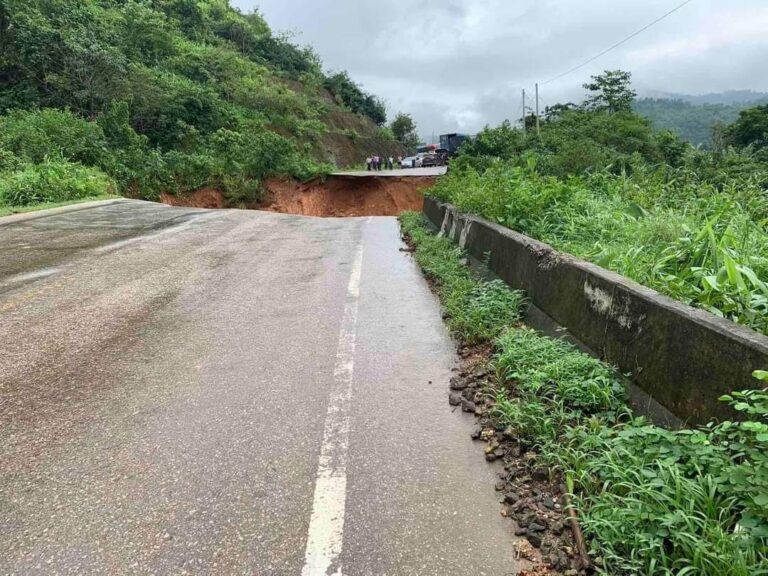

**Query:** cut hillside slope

left=318, top=99, right=405, bottom=167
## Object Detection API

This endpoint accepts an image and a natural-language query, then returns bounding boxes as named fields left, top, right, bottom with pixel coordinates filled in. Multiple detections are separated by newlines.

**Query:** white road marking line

left=0, top=267, right=62, bottom=288
left=302, top=229, right=367, bottom=576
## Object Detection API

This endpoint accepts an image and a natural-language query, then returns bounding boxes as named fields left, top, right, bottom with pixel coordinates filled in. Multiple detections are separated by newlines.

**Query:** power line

left=541, top=0, right=696, bottom=86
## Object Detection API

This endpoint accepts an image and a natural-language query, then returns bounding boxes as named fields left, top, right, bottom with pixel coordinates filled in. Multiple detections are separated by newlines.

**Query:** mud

left=160, top=189, right=226, bottom=209
left=159, top=175, right=435, bottom=217
left=259, top=175, right=434, bottom=217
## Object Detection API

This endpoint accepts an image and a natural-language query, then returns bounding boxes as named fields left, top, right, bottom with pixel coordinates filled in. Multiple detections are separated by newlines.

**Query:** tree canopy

left=390, top=113, right=420, bottom=152
left=726, top=104, right=768, bottom=151
left=583, top=70, right=636, bottom=114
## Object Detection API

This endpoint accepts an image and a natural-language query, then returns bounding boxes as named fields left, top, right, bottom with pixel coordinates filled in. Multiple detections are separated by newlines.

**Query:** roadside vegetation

left=429, top=70, right=768, bottom=335
left=0, top=0, right=395, bottom=214
left=400, top=211, right=768, bottom=575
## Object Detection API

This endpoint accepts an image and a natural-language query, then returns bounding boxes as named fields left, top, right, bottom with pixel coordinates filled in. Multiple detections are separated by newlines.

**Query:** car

left=421, top=153, right=441, bottom=167
left=400, top=155, right=422, bottom=168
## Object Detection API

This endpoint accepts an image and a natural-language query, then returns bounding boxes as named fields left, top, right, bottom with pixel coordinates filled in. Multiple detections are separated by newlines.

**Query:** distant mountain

left=641, top=90, right=768, bottom=106
left=633, top=92, right=768, bottom=146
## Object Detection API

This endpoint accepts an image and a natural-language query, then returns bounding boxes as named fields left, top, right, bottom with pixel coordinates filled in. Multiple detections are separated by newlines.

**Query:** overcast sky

left=232, top=0, right=768, bottom=142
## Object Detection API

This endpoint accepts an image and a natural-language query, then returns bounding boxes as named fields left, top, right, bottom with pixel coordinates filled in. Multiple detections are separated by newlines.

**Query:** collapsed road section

left=161, top=168, right=445, bottom=218
left=259, top=174, right=436, bottom=217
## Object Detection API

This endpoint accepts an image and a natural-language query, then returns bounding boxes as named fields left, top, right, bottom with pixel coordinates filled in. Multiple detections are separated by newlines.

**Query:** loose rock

left=449, top=376, right=467, bottom=390
left=527, top=533, right=543, bottom=548
left=531, top=467, right=549, bottom=481
left=504, top=492, right=520, bottom=504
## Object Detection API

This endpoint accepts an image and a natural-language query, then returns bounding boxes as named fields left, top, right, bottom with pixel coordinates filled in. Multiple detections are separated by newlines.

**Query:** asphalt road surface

left=332, top=167, right=447, bottom=178
left=0, top=200, right=521, bottom=575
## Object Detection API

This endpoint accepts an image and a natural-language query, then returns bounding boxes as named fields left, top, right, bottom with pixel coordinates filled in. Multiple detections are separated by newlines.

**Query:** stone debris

left=445, top=342, right=592, bottom=575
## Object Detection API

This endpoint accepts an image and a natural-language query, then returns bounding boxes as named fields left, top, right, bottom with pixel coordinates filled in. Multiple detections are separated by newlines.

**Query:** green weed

left=0, top=160, right=115, bottom=206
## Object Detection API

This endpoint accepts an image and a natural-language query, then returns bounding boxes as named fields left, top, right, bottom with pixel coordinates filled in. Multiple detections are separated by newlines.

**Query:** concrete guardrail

left=424, top=197, right=768, bottom=425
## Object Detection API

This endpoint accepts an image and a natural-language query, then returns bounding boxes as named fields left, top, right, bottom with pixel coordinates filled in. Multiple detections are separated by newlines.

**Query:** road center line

left=301, top=228, right=366, bottom=576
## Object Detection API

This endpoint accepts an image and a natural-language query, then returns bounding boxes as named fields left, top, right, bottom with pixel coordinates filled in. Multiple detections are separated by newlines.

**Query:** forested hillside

left=0, top=0, right=399, bottom=211
left=634, top=96, right=768, bottom=146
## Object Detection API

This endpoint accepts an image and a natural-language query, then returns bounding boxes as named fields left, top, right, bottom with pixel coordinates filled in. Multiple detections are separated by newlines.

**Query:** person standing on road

left=366, top=156, right=372, bottom=171
left=388, top=156, right=394, bottom=170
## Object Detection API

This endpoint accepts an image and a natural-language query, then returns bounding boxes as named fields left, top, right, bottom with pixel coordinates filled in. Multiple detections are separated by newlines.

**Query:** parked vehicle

left=435, top=148, right=450, bottom=165
left=439, top=133, right=470, bottom=157
left=400, top=155, right=422, bottom=168
left=421, top=153, right=441, bottom=167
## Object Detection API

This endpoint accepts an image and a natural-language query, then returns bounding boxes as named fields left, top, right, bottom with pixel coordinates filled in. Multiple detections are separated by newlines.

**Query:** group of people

left=366, top=155, right=398, bottom=171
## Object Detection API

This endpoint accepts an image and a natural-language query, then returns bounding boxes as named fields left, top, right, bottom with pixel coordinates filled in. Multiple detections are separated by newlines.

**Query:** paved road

left=332, top=167, right=447, bottom=178
left=0, top=200, right=521, bottom=575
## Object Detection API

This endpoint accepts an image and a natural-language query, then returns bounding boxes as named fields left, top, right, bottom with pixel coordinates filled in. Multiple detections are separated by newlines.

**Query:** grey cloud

left=234, top=0, right=768, bottom=142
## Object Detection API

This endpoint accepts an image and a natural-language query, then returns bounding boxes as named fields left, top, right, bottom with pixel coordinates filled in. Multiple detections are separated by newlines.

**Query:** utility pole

left=522, top=89, right=526, bottom=134
left=535, top=83, right=541, bottom=136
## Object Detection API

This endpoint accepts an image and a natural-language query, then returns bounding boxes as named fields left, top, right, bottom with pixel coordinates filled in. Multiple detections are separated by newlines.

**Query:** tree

left=544, top=103, right=578, bottom=121
left=390, top=112, right=419, bottom=151
left=324, top=71, right=387, bottom=125
left=583, top=70, right=636, bottom=113
left=726, top=104, right=768, bottom=150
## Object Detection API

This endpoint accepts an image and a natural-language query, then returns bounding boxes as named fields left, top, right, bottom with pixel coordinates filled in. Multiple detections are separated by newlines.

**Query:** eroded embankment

left=259, top=175, right=434, bottom=217
left=160, top=175, right=435, bottom=217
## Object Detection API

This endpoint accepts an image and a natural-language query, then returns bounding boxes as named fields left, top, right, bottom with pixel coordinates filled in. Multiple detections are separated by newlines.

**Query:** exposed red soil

left=160, top=188, right=226, bottom=209
left=159, top=175, right=435, bottom=217
left=258, top=175, right=435, bottom=217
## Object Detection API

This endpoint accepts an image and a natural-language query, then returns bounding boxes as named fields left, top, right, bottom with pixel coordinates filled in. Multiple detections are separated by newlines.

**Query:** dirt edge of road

left=160, top=175, right=436, bottom=217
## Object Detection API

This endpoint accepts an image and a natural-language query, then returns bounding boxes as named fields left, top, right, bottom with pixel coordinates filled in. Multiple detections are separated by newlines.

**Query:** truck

left=439, top=133, right=470, bottom=157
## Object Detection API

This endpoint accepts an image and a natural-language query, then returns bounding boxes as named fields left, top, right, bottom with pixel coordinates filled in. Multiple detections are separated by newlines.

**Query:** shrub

left=429, top=152, right=768, bottom=335
left=0, top=109, right=110, bottom=166
left=0, top=160, right=115, bottom=206
left=324, top=71, right=387, bottom=125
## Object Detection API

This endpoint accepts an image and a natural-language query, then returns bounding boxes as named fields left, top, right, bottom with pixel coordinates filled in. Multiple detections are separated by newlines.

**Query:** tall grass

left=429, top=160, right=768, bottom=335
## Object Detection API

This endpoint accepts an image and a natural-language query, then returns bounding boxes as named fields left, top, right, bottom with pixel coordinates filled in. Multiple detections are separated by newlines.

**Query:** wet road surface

left=332, top=167, right=447, bottom=178
left=0, top=200, right=521, bottom=575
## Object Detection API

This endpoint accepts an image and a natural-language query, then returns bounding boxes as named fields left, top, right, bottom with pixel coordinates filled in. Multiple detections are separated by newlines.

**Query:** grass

left=401, top=212, right=525, bottom=344
left=400, top=211, right=768, bottom=575
left=0, top=193, right=120, bottom=218
left=429, top=162, right=768, bottom=335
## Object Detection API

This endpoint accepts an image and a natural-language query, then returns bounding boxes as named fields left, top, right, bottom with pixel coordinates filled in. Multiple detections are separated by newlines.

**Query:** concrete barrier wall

left=424, top=197, right=768, bottom=424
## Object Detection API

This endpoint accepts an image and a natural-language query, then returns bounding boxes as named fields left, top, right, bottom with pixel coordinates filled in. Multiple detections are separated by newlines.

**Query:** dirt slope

left=159, top=189, right=225, bottom=209
left=259, top=175, right=435, bottom=217
left=159, top=175, right=437, bottom=217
